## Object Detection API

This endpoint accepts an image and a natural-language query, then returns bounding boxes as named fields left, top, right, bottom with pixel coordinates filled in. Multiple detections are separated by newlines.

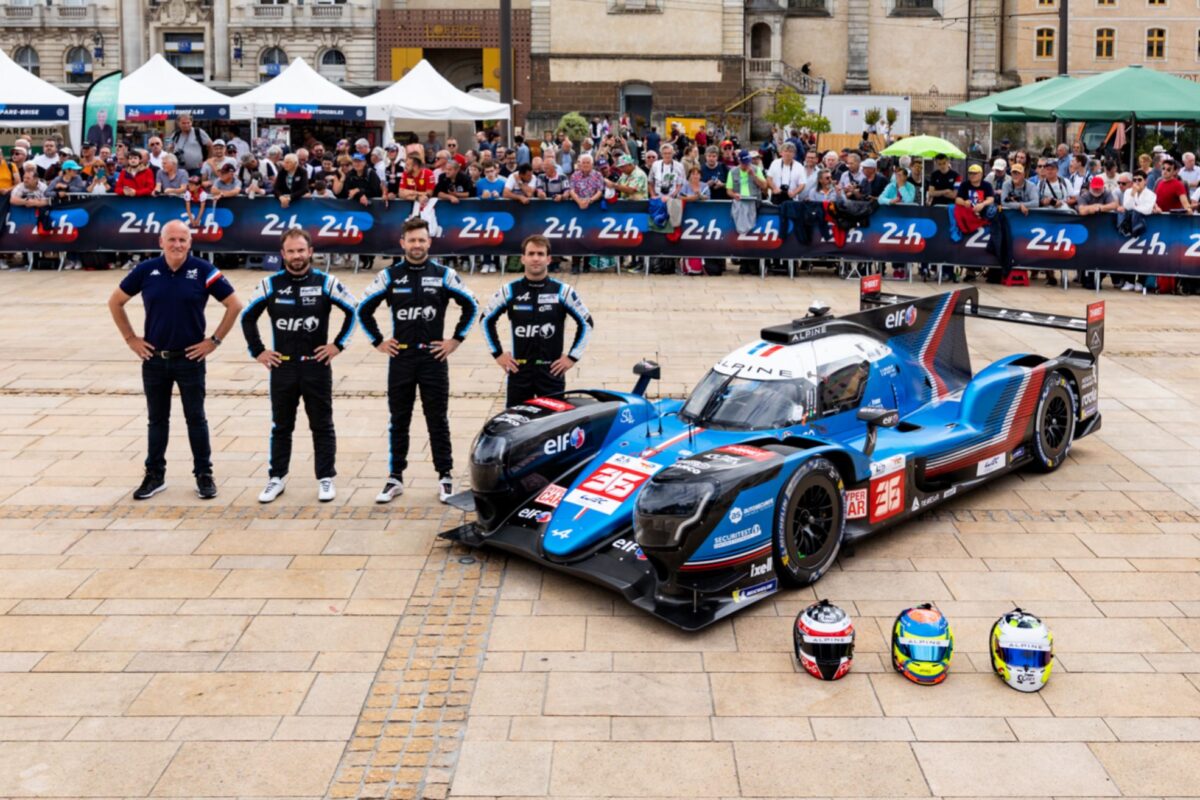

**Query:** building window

left=164, top=32, right=206, bottom=81
left=1146, top=27, right=1166, bottom=59
left=606, top=0, right=663, bottom=12
left=1095, top=28, right=1115, bottom=58
left=13, top=45, right=39, bottom=77
left=891, top=0, right=939, bottom=16
left=318, top=48, right=347, bottom=82
left=787, top=0, right=832, bottom=14
left=1035, top=27, right=1055, bottom=59
left=1095, top=0, right=1114, bottom=5
left=1147, top=0, right=1166, bottom=5
left=259, top=46, right=287, bottom=81
left=1038, top=0, right=1054, bottom=5
left=65, top=45, right=92, bottom=84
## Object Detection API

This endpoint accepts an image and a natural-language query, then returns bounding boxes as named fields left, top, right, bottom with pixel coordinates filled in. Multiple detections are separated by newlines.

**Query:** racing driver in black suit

left=358, top=217, right=479, bottom=505
left=482, top=234, right=594, bottom=407
left=241, top=228, right=357, bottom=504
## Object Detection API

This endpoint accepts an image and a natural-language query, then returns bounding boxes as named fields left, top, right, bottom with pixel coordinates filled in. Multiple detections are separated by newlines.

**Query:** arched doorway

left=750, top=22, right=772, bottom=59
left=621, top=83, right=652, bottom=133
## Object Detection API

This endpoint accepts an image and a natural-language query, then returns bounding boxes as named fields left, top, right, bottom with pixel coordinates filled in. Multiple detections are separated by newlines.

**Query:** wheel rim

left=1044, top=394, right=1071, bottom=451
left=792, top=483, right=835, bottom=558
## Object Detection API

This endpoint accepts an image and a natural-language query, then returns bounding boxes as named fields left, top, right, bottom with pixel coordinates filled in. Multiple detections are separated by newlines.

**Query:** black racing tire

left=774, top=457, right=845, bottom=587
left=1029, top=372, right=1077, bottom=473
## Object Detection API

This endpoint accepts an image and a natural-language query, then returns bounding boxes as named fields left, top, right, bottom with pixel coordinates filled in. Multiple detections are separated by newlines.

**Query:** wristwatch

left=210, top=335, right=222, bottom=347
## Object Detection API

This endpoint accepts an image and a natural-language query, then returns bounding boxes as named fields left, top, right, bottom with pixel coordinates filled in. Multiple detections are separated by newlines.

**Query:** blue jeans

left=141, top=357, right=211, bottom=477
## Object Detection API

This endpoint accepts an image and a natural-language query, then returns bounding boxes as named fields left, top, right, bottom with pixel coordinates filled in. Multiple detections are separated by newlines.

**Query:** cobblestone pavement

left=1, top=268, right=1199, bottom=798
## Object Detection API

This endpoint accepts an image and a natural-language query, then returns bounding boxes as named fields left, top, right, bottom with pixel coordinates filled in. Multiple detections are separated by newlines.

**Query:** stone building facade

left=1, top=0, right=379, bottom=91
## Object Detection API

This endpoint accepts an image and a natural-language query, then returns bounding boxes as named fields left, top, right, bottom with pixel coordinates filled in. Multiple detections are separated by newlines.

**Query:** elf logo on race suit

left=395, top=306, right=437, bottom=322
left=544, top=427, right=585, bottom=456
left=276, top=317, right=320, bottom=332
left=515, top=323, right=556, bottom=339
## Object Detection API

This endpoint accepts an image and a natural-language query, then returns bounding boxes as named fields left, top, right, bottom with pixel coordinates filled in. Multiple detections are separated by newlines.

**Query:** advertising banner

left=3, top=197, right=1200, bottom=279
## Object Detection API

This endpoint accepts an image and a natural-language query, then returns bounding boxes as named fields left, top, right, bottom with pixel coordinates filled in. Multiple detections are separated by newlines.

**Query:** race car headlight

left=634, top=480, right=716, bottom=550
left=470, top=435, right=508, bottom=493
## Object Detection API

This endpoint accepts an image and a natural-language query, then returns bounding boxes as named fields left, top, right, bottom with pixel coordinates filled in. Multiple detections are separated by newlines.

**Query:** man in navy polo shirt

left=108, top=220, right=243, bottom=500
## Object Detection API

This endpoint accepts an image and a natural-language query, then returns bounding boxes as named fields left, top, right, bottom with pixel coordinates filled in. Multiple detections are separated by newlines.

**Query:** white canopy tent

left=364, top=59, right=511, bottom=142
left=118, top=54, right=235, bottom=122
left=0, top=47, right=83, bottom=149
left=231, top=58, right=383, bottom=141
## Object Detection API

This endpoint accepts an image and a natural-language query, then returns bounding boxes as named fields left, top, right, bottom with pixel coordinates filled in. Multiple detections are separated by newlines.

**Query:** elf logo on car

left=884, top=305, right=918, bottom=330
left=517, top=508, right=553, bottom=523
left=976, top=453, right=1006, bottom=476
left=611, top=538, right=647, bottom=560
left=535, top=483, right=568, bottom=508
left=544, top=427, right=585, bottom=456
left=845, top=488, right=868, bottom=519
left=749, top=558, right=773, bottom=578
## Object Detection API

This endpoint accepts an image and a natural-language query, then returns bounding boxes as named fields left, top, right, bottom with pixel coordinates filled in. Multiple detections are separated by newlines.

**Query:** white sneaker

left=317, top=477, right=336, bottom=503
left=375, top=477, right=404, bottom=504
left=258, top=476, right=286, bottom=503
left=438, top=473, right=455, bottom=503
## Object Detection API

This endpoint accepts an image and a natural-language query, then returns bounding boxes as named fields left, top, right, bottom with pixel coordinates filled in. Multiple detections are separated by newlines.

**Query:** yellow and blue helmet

left=990, top=607, right=1054, bottom=692
left=892, top=603, right=954, bottom=685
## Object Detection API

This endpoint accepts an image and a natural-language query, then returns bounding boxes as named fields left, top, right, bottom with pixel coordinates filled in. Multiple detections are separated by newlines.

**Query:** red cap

left=1089, top=176, right=1106, bottom=190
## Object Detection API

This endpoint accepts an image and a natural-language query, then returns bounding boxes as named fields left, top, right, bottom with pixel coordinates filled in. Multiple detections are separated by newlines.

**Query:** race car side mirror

left=632, top=359, right=661, bottom=397
left=857, top=406, right=898, bottom=457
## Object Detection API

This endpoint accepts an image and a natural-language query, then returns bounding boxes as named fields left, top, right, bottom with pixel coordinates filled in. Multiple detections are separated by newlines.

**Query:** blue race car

left=442, top=278, right=1105, bottom=630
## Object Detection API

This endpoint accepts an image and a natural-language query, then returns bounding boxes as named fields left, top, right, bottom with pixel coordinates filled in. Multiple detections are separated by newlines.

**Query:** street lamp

left=233, top=33, right=243, bottom=66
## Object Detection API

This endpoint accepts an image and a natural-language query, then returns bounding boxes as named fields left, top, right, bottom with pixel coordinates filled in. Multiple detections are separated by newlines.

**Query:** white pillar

left=213, top=0, right=230, bottom=82
left=120, top=0, right=144, bottom=71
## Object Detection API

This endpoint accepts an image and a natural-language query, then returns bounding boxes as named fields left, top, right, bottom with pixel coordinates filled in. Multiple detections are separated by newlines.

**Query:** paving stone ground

left=1, top=267, right=1199, bottom=798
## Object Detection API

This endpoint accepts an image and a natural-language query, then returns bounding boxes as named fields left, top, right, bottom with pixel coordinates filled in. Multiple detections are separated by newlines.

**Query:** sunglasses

left=1118, top=180, right=1131, bottom=185
left=1134, top=177, right=1145, bottom=182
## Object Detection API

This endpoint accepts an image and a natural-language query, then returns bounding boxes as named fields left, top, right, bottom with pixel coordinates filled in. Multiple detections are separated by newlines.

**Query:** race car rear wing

left=858, top=274, right=1104, bottom=359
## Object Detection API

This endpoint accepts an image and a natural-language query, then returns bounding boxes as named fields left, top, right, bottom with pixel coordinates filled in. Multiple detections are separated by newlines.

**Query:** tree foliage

left=764, top=88, right=831, bottom=134
left=556, top=112, right=589, bottom=144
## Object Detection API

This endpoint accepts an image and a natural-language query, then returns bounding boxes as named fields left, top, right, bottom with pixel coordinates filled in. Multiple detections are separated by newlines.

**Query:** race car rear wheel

left=1030, top=373, right=1076, bottom=473
left=774, top=458, right=844, bottom=587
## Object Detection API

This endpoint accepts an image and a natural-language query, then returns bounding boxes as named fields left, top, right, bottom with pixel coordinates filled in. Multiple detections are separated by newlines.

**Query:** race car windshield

left=681, top=370, right=817, bottom=430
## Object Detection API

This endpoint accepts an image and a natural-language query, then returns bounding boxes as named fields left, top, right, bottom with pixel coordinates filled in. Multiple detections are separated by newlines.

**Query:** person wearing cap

left=859, top=158, right=888, bottom=200
left=607, top=153, right=648, bottom=201
left=167, top=114, right=212, bottom=173
left=952, top=164, right=995, bottom=245
left=209, top=162, right=242, bottom=198
left=727, top=150, right=767, bottom=201
left=201, top=139, right=236, bottom=186
left=985, top=158, right=1007, bottom=190
left=1076, top=175, right=1119, bottom=217
left=338, top=151, right=383, bottom=208
left=999, top=162, right=1037, bottom=216
left=48, top=159, right=87, bottom=199
left=116, top=150, right=156, bottom=197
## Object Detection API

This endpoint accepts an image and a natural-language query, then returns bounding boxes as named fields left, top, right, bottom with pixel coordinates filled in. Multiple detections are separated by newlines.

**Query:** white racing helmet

left=990, top=607, right=1054, bottom=692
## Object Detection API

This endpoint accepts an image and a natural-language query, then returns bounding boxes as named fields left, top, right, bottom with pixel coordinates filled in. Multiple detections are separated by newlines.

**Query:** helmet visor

left=1000, top=646, right=1051, bottom=668
left=898, top=636, right=948, bottom=662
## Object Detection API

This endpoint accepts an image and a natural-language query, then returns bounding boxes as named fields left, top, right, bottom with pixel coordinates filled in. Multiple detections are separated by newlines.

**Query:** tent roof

left=946, top=75, right=1075, bottom=120
left=119, top=54, right=235, bottom=120
left=0, top=47, right=82, bottom=126
left=363, top=59, right=510, bottom=122
left=231, top=58, right=382, bottom=120
left=997, top=66, right=1200, bottom=122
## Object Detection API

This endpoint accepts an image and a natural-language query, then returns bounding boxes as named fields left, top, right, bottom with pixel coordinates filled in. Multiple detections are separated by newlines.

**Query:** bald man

left=108, top=220, right=243, bottom=500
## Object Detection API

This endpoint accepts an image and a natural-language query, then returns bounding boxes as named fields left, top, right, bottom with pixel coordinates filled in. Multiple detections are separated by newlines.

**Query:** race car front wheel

left=774, top=457, right=845, bottom=587
left=1030, top=372, right=1076, bottom=473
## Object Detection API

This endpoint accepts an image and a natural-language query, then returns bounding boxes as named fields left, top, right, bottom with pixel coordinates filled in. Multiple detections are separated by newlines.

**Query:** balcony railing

left=57, top=6, right=88, bottom=18
left=253, top=4, right=286, bottom=19
left=309, top=4, right=344, bottom=19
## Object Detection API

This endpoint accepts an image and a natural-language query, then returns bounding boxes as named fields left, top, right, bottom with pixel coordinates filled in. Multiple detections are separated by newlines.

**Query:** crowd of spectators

left=2, top=114, right=1200, bottom=290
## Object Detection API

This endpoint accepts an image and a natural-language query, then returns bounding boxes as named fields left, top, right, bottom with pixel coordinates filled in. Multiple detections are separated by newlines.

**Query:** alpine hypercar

left=442, top=276, right=1104, bottom=630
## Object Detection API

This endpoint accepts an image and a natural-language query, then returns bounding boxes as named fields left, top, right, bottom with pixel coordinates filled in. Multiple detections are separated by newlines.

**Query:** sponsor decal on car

left=611, top=538, right=647, bottom=560
left=492, top=413, right=529, bottom=427
left=732, top=578, right=777, bottom=603
left=517, top=507, right=553, bottom=524
left=845, top=488, right=868, bottom=519
left=565, top=454, right=662, bottom=515
left=728, top=498, right=774, bottom=525
left=543, top=427, right=586, bottom=456
left=535, top=483, right=568, bottom=508
left=870, top=454, right=905, bottom=478
left=716, top=444, right=775, bottom=461
left=942, top=485, right=957, bottom=499
left=869, top=471, right=904, bottom=523
left=527, top=397, right=575, bottom=412
left=619, top=408, right=635, bottom=424
left=884, top=305, right=919, bottom=330
left=713, top=524, right=763, bottom=550
left=748, top=557, right=772, bottom=578
left=976, top=453, right=1006, bottom=476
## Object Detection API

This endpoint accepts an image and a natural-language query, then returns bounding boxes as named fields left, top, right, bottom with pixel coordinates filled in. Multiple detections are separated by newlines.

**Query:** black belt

left=154, top=349, right=189, bottom=359
left=277, top=354, right=323, bottom=362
